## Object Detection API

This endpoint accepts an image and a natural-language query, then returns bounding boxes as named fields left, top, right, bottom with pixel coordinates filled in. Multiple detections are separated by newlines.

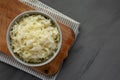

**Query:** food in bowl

left=7, top=11, right=62, bottom=66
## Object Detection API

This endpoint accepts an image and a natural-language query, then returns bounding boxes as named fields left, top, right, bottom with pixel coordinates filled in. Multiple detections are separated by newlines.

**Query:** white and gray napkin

left=0, top=0, right=80, bottom=80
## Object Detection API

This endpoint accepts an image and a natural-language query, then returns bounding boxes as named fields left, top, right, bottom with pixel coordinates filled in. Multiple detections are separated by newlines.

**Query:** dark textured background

left=1, top=0, right=120, bottom=80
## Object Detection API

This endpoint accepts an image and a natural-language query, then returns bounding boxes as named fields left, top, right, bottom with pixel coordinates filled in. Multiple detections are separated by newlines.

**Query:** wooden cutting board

left=0, top=0, right=75, bottom=75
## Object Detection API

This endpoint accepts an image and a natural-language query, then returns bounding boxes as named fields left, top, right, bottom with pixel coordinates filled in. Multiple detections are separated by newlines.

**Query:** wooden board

left=0, top=0, right=75, bottom=75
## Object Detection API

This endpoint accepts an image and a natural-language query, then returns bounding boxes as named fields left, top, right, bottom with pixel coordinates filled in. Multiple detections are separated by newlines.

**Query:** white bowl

left=6, top=11, right=62, bottom=67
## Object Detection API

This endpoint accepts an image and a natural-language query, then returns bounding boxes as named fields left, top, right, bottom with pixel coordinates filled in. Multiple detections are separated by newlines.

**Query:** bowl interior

left=6, top=11, right=62, bottom=67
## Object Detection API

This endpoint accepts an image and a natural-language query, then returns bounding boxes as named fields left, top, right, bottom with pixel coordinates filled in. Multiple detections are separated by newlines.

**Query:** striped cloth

left=0, top=0, right=80, bottom=80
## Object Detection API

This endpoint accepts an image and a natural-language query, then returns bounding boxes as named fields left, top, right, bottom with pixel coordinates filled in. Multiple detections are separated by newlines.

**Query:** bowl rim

left=6, top=10, right=62, bottom=67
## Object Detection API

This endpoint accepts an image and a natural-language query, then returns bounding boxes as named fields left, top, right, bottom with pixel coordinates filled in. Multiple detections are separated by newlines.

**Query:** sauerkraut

left=10, top=14, right=60, bottom=63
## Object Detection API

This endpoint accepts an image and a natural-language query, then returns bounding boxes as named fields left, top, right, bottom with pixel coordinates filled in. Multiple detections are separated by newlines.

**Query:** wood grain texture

left=0, top=0, right=75, bottom=75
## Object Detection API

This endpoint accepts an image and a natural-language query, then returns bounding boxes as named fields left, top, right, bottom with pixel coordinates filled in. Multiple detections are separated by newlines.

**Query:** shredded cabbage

left=10, top=14, right=60, bottom=63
